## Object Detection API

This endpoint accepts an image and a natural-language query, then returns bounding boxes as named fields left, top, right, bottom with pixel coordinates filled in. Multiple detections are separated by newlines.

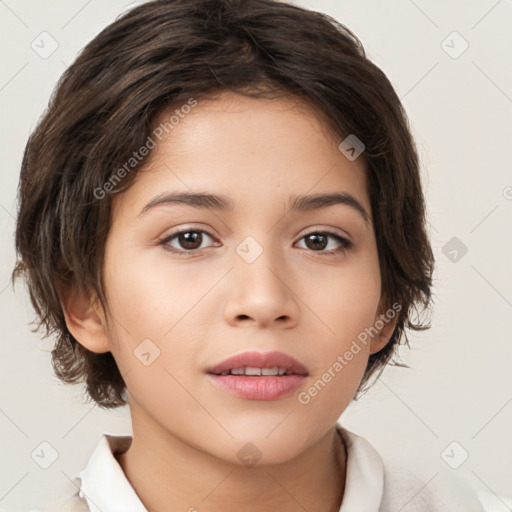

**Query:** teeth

left=218, top=367, right=292, bottom=376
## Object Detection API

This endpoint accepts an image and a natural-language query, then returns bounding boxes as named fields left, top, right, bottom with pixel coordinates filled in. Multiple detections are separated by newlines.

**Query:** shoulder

left=60, top=491, right=90, bottom=512
left=336, top=424, right=485, bottom=512
left=30, top=476, right=90, bottom=512
left=29, top=431, right=130, bottom=512
left=379, top=457, right=485, bottom=512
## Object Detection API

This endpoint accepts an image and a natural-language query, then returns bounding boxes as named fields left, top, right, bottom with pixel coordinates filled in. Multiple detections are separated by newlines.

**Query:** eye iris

left=305, top=233, right=327, bottom=251
left=179, top=231, right=202, bottom=250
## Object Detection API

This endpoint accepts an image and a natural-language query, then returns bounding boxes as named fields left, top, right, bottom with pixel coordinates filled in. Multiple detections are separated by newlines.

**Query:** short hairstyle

left=12, top=0, right=435, bottom=409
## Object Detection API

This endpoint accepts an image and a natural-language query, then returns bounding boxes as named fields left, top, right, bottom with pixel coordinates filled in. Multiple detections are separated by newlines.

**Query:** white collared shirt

left=44, top=423, right=485, bottom=511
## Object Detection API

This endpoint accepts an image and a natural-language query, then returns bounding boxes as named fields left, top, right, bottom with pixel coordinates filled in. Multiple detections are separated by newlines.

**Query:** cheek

left=104, top=240, right=192, bottom=333
left=296, top=307, right=374, bottom=427
left=293, top=257, right=380, bottom=413
left=102, top=245, right=217, bottom=383
left=300, top=253, right=381, bottom=343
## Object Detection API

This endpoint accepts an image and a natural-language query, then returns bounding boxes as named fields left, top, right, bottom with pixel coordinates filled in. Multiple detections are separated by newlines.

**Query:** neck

left=116, top=409, right=346, bottom=512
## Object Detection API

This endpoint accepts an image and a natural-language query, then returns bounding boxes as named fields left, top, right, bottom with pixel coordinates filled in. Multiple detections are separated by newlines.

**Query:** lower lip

left=207, top=374, right=307, bottom=401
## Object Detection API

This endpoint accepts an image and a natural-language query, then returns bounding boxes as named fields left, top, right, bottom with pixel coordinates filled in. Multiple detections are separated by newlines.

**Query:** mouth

left=205, top=350, right=309, bottom=401
left=210, top=367, right=303, bottom=376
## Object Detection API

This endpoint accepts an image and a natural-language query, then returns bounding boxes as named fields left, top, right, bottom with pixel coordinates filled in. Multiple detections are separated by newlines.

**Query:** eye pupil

left=305, top=233, right=327, bottom=251
left=179, top=231, right=202, bottom=250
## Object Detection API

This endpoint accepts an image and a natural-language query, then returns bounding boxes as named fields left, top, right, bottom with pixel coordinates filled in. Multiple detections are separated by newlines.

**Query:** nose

left=223, top=240, right=300, bottom=329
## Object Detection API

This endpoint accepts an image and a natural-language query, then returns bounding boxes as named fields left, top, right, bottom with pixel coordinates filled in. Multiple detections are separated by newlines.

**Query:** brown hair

left=11, top=0, right=435, bottom=408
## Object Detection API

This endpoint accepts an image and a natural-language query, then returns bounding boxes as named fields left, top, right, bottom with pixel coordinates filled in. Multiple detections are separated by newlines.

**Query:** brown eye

left=159, top=229, right=216, bottom=254
left=175, top=231, right=203, bottom=250
left=297, top=231, right=353, bottom=255
left=304, top=233, right=328, bottom=250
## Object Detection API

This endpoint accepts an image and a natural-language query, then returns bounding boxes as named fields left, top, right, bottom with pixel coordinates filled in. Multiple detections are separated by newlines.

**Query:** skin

left=60, top=91, right=397, bottom=512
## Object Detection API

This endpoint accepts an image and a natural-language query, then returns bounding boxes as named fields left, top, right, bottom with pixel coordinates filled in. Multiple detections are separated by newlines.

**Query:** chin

left=205, top=429, right=311, bottom=468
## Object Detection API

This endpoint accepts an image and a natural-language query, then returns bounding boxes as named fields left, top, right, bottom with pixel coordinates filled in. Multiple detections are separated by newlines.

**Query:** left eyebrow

left=288, top=192, right=370, bottom=226
left=138, top=191, right=370, bottom=226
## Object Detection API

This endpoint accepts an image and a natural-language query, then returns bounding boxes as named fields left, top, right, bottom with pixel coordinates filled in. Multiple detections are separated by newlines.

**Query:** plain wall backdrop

left=0, top=0, right=511, bottom=510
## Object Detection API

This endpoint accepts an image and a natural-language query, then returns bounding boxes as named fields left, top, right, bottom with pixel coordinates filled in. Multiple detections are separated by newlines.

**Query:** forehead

left=114, top=91, right=370, bottom=222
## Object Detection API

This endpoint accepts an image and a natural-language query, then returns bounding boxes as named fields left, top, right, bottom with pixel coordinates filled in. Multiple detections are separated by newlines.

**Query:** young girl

left=12, top=0, right=484, bottom=510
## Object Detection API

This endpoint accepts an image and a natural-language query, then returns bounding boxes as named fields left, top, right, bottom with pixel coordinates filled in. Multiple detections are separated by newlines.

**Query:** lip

left=205, top=350, right=309, bottom=401
left=206, top=350, right=309, bottom=376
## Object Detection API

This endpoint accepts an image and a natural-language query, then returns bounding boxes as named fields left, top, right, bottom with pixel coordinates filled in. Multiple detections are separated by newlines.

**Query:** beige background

left=0, top=0, right=511, bottom=510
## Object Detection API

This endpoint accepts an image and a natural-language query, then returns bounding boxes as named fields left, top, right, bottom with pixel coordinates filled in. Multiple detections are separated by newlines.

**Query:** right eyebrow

left=138, top=192, right=234, bottom=217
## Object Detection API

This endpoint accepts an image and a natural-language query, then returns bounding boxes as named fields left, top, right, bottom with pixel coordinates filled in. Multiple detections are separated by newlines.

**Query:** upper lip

left=206, top=350, right=309, bottom=375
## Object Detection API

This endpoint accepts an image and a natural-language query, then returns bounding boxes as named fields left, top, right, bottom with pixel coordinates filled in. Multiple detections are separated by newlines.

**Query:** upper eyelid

left=160, top=227, right=351, bottom=246
left=162, top=225, right=350, bottom=238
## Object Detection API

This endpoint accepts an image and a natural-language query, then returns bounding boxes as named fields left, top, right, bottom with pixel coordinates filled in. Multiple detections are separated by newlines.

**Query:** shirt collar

left=74, top=424, right=384, bottom=512
left=73, top=433, right=147, bottom=512
left=337, top=424, right=384, bottom=511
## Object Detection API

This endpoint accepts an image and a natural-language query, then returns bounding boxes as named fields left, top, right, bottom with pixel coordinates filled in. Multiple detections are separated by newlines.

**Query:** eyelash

left=157, top=228, right=353, bottom=257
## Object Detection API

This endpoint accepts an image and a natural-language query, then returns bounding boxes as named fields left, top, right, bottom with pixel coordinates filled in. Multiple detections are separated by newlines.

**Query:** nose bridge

left=234, top=232, right=286, bottom=294
left=225, top=231, right=298, bottom=326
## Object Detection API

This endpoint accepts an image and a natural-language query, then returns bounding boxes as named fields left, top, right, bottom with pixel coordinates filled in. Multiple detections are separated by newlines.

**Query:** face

left=82, top=91, right=394, bottom=464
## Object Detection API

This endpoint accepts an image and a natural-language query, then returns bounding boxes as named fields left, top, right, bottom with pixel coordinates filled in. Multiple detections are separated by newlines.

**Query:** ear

left=57, top=283, right=111, bottom=354
left=369, top=298, right=400, bottom=355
